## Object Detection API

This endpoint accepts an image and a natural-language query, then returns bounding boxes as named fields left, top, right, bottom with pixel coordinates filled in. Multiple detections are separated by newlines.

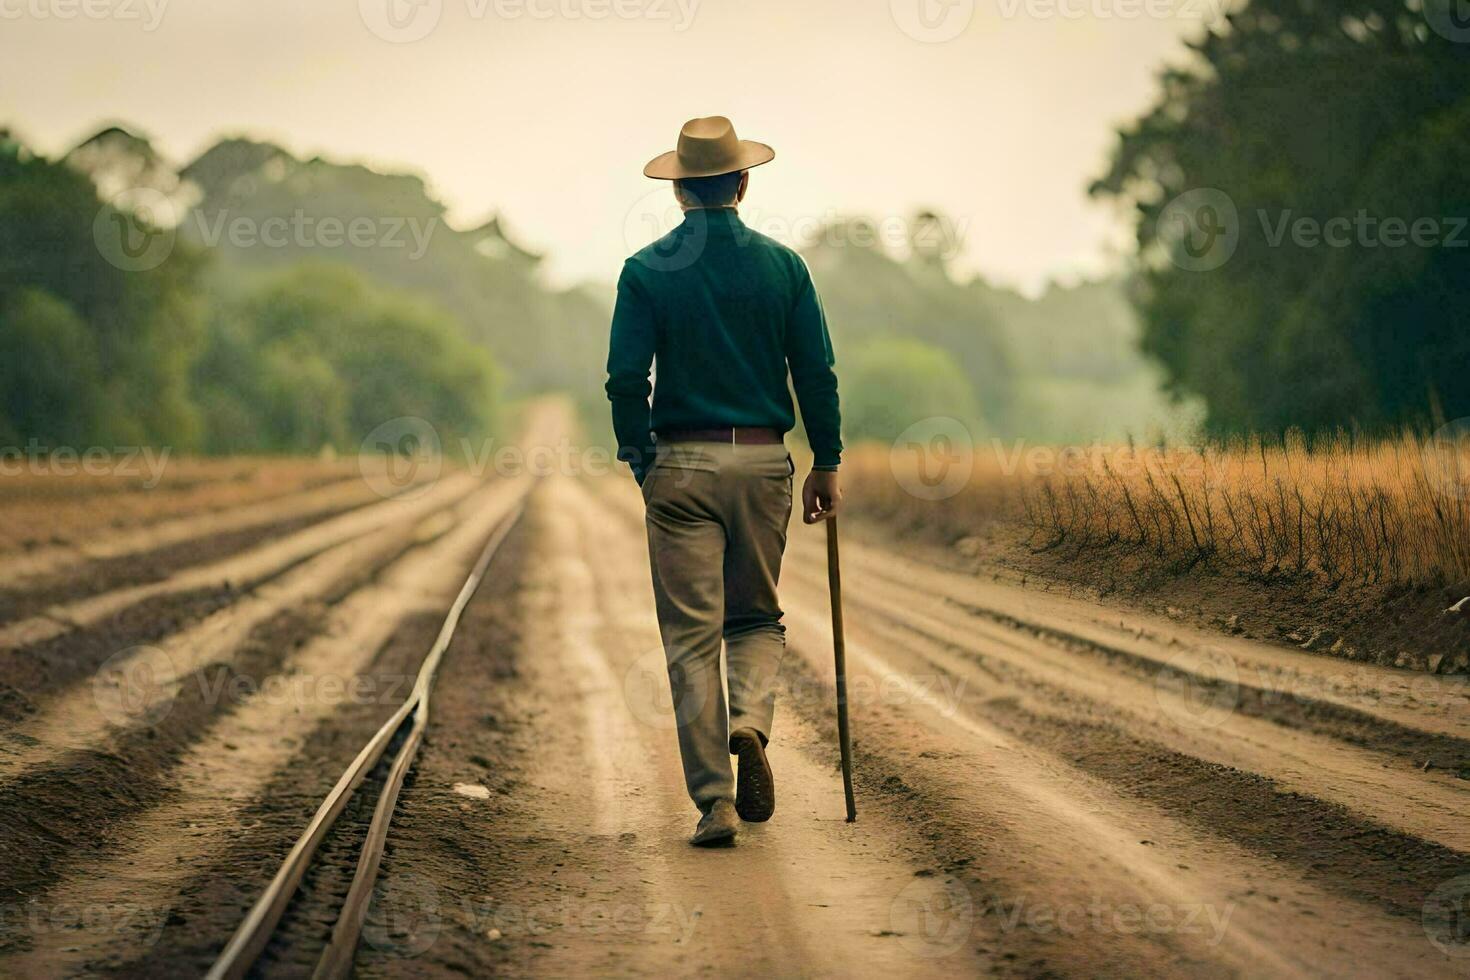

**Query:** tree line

left=1092, top=0, right=1470, bottom=435
left=0, top=132, right=501, bottom=455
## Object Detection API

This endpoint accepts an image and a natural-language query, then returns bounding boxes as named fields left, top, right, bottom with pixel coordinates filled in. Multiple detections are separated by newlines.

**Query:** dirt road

left=1, top=452, right=1466, bottom=977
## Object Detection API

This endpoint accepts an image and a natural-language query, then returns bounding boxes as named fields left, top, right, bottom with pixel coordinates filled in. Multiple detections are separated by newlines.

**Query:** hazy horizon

left=1, top=0, right=1212, bottom=294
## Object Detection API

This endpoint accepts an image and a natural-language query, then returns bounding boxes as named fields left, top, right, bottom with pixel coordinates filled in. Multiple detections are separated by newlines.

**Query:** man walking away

left=606, top=116, right=843, bottom=847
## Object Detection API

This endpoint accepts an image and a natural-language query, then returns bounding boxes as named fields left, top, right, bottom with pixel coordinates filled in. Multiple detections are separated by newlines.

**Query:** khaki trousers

left=642, top=441, right=793, bottom=815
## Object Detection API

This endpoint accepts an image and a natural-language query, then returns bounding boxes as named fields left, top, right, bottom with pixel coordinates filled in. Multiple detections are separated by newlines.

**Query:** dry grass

left=847, top=430, right=1470, bottom=589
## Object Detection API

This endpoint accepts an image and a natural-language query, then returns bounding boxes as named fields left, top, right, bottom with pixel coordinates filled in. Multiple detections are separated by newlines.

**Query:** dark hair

left=674, top=170, right=745, bottom=206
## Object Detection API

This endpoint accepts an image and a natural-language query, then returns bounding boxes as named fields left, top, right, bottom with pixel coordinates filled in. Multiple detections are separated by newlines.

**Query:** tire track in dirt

left=780, top=553, right=1470, bottom=854
left=0, top=477, right=479, bottom=784
left=0, top=473, right=479, bottom=654
left=90, top=611, right=444, bottom=979
left=354, top=477, right=994, bottom=978
left=0, top=474, right=385, bottom=591
left=593, top=480, right=1239, bottom=976
left=0, top=497, right=375, bottom=625
left=774, top=539, right=1465, bottom=976
left=590, top=476, right=1461, bottom=974
left=0, top=497, right=464, bottom=912
left=344, top=514, right=538, bottom=980
left=0, top=463, right=363, bottom=570
left=777, top=591, right=1458, bottom=977
left=0, top=479, right=527, bottom=978
left=6, top=453, right=1461, bottom=976
left=944, top=593, right=1470, bottom=771
left=0, top=606, right=325, bottom=908
left=827, top=532, right=1470, bottom=743
left=0, top=587, right=245, bottom=727
left=562, top=477, right=994, bottom=977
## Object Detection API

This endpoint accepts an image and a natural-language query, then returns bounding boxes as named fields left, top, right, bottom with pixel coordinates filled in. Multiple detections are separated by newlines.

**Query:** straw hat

left=643, top=116, right=775, bottom=180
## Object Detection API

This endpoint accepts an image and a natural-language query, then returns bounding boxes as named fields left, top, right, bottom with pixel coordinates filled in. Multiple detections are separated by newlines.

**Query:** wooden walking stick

left=825, top=516, right=857, bottom=822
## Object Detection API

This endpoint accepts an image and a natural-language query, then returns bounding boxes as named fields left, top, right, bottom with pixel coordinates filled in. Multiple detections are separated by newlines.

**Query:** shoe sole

left=689, top=826, right=737, bottom=847
left=731, top=732, right=775, bottom=822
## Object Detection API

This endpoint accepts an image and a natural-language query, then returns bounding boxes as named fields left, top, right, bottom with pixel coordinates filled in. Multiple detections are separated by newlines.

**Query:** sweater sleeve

left=605, top=262, right=659, bottom=483
left=786, top=263, right=843, bottom=469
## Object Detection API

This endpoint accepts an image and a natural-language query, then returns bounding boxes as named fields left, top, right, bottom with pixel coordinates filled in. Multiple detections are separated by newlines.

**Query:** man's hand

left=802, top=469, right=842, bottom=524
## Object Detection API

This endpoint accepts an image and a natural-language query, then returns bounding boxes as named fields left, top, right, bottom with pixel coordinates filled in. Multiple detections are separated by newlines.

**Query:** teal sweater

left=606, top=207, right=842, bottom=483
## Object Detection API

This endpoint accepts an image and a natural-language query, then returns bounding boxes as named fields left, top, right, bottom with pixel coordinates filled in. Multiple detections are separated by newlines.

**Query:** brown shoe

left=690, top=799, right=738, bottom=847
left=729, top=727, right=775, bottom=822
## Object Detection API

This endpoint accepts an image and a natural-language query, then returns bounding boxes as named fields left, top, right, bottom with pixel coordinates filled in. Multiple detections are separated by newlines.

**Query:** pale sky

left=0, top=0, right=1211, bottom=293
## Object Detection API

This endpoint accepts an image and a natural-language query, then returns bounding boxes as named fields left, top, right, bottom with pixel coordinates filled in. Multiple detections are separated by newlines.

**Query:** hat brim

left=643, top=141, right=775, bottom=180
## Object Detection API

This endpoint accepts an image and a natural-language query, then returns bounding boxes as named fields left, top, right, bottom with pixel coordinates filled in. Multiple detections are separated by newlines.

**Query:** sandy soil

left=0, top=444, right=1465, bottom=977
left=925, top=517, right=1470, bottom=678
left=0, top=458, right=366, bottom=557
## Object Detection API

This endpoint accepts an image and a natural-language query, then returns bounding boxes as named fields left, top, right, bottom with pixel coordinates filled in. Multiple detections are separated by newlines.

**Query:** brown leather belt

left=658, top=426, right=784, bottom=445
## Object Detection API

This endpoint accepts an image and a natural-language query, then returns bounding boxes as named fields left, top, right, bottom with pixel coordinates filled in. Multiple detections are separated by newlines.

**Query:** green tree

left=1093, top=0, right=1470, bottom=434
left=181, top=138, right=604, bottom=404
left=0, top=289, right=104, bottom=447
left=841, top=336, right=979, bottom=444
left=194, top=264, right=499, bottom=453
left=0, top=136, right=205, bottom=447
left=803, top=218, right=1015, bottom=432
